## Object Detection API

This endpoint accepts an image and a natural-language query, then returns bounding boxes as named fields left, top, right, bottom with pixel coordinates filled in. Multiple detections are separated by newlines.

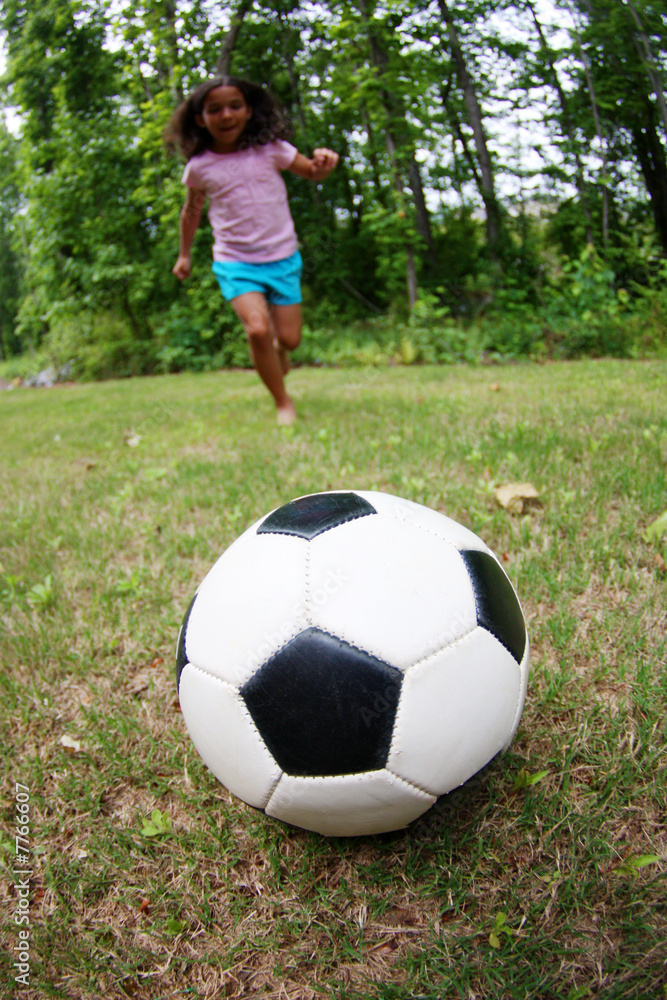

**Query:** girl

left=166, top=76, right=339, bottom=426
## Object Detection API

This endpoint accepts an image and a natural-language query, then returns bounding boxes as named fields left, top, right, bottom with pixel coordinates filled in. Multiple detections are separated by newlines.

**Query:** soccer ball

left=176, top=491, right=529, bottom=837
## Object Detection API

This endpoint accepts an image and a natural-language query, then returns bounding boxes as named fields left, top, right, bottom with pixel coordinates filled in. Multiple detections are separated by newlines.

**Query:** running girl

left=166, top=76, right=339, bottom=425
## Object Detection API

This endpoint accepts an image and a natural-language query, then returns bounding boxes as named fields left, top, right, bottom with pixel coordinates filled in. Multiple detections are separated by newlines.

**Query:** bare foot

left=275, top=340, right=291, bottom=376
left=276, top=398, right=297, bottom=426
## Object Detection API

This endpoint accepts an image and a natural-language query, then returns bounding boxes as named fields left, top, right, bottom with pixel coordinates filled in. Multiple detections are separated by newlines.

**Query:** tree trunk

left=357, top=0, right=435, bottom=302
left=625, top=2, right=667, bottom=135
left=338, top=142, right=362, bottom=233
left=338, top=277, right=383, bottom=313
left=361, top=103, right=389, bottom=208
left=154, top=0, right=183, bottom=104
left=216, top=0, right=252, bottom=77
left=407, top=154, right=436, bottom=261
left=526, top=0, right=594, bottom=244
left=443, top=95, right=482, bottom=189
left=276, top=15, right=326, bottom=217
left=632, top=98, right=667, bottom=251
left=384, top=128, right=418, bottom=309
left=278, top=16, right=309, bottom=145
left=437, top=0, right=502, bottom=262
left=569, top=4, right=611, bottom=246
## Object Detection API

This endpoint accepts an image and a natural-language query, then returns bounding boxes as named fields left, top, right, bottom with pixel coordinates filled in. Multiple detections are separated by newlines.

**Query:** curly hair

left=163, top=76, right=292, bottom=160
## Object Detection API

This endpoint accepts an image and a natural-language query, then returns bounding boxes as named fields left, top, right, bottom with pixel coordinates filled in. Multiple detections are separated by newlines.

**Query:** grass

left=1, top=358, right=666, bottom=1000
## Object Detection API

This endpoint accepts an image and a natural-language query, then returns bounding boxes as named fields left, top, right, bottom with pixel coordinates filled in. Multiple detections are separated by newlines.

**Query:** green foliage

left=556, top=245, right=622, bottom=321
left=488, top=911, right=513, bottom=950
left=140, top=808, right=173, bottom=838
left=26, top=574, right=55, bottom=610
left=532, top=245, right=642, bottom=358
left=631, top=257, right=667, bottom=354
left=1, top=0, right=667, bottom=376
left=0, top=123, right=22, bottom=359
left=615, top=854, right=661, bottom=877
left=154, top=303, right=249, bottom=373
left=165, top=915, right=187, bottom=935
left=645, top=510, right=667, bottom=544
left=514, top=768, right=549, bottom=791
left=45, top=311, right=155, bottom=380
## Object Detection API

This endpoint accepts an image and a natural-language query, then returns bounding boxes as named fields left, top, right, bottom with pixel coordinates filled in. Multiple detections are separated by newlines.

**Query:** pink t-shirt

left=182, top=140, right=298, bottom=263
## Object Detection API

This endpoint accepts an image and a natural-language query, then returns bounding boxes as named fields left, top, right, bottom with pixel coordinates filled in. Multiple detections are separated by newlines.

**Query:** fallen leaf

left=384, top=906, right=418, bottom=926
left=73, top=457, right=98, bottom=471
left=494, top=482, right=542, bottom=515
left=59, top=734, right=82, bottom=752
left=124, top=430, right=141, bottom=448
left=370, top=938, right=399, bottom=955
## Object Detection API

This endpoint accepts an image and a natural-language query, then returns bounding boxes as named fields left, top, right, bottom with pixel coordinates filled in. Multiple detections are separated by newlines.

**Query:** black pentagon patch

left=461, top=550, right=527, bottom=664
left=257, top=492, right=377, bottom=540
left=175, top=593, right=198, bottom=690
left=241, top=627, right=402, bottom=777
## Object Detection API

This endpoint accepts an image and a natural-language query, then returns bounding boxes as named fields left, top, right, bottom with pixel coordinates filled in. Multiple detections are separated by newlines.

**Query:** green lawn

left=1, top=359, right=666, bottom=999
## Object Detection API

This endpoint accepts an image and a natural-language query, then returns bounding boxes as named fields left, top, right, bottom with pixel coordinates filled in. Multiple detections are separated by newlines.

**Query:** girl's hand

left=289, top=149, right=339, bottom=181
left=310, top=148, right=339, bottom=180
left=172, top=255, right=192, bottom=280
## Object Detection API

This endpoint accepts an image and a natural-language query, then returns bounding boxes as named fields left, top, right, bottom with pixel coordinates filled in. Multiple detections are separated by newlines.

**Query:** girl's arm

left=288, top=148, right=339, bottom=182
left=173, top=186, right=207, bottom=280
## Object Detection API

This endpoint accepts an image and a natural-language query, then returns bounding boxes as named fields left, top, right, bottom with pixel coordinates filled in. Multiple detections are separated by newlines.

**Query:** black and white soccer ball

left=176, top=491, right=529, bottom=836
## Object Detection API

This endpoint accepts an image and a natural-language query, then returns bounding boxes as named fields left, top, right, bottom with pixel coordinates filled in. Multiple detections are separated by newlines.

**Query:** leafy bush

left=154, top=306, right=221, bottom=373
left=154, top=276, right=252, bottom=373
left=5, top=246, right=665, bottom=383
left=45, top=312, right=156, bottom=381
left=0, top=347, right=53, bottom=382
left=631, top=257, right=667, bottom=355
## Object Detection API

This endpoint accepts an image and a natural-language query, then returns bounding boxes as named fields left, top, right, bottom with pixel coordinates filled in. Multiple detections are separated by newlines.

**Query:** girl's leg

left=231, top=292, right=296, bottom=425
left=271, top=303, right=302, bottom=375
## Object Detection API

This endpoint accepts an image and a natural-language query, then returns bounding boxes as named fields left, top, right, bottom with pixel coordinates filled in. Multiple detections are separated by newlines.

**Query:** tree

left=523, top=0, right=595, bottom=245
left=216, top=0, right=254, bottom=76
left=563, top=0, right=667, bottom=253
left=437, top=0, right=504, bottom=264
left=0, top=0, right=148, bottom=348
left=0, top=122, right=22, bottom=357
left=1, top=0, right=666, bottom=370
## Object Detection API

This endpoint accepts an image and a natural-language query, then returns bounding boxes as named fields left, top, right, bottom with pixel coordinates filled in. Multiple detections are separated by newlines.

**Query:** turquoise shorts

left=212, top=251, right=302, bottom=305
